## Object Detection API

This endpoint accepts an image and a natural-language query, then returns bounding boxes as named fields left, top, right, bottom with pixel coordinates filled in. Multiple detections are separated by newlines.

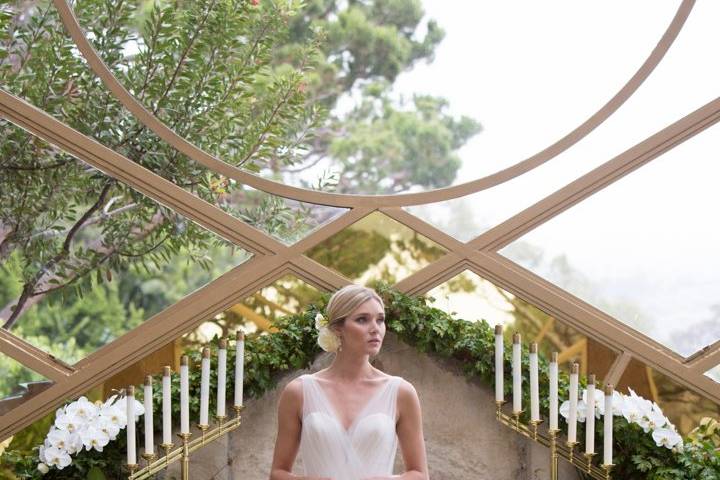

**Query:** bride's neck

left=325, top=353, right=375, bottom=382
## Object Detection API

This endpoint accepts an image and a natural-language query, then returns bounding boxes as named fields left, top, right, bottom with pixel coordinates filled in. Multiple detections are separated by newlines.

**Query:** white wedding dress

left=299, top=373, right=401, bottom=479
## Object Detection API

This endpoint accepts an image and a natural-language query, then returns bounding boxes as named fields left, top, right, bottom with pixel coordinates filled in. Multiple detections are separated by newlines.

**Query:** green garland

left=5, top=285, right=720, bottom=479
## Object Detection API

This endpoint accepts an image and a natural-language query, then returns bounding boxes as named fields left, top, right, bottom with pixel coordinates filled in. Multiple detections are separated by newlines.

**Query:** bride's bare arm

left=391, top=380, right=429, bottom=480
left=269, top=378, right=330, bottom=480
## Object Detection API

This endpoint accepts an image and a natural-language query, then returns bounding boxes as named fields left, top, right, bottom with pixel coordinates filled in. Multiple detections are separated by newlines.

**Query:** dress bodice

left=299, top=373, right=401, bottom=480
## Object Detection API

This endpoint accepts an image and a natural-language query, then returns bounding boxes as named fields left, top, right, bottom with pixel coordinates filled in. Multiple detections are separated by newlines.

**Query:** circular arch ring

left=54, top=0, right=693, bottom=208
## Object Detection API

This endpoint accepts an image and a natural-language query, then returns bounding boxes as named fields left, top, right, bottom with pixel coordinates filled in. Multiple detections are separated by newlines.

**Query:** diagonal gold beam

left=0, top=330, right=75, bottom=381
left=288, top=256, right=350, bottom=292
left=467, top=95, right=720, bottom=252
left=393, top=254, right=467, bottom=297
left=288, top=207, right=374, bottom=256
left=604, top=351, right=633, bottom=387
left=379, top=207, right=477, bottom=258
left=0, top=255, right=289, bottom=438
left=0, top=89, right=280, bottom=255
left=685, top=339, right=720, bottom=375
left=465, top=251, right=720, bottom=403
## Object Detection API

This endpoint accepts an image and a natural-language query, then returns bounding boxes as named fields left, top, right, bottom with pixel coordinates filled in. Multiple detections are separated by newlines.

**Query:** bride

left=269, top=285, right=429, bottom=480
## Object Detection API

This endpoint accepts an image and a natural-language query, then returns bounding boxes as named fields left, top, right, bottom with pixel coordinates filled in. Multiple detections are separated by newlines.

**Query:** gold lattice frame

left=1, top=0, right=719, bottom=439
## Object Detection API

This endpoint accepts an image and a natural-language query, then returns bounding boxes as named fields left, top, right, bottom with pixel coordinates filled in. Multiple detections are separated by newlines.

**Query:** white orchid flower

left=627, top=388, right=653, bottom=416
left=43, top=447, right=71, bottom=469
left=80, top=425, right=110, bottom=453
left=559, top=399, right=587, bottom=422
left=636, top=415, right=652, bottom=432
left=132, top=397, right=145, bottom=421
left=46, top=427, right=71, bottom=451
left=102, top=394, right=118, bottom=410
left=100, top=401, right=127, bottom=429
left=611, top=391, right=626, bottom=416
left=621, top=395, right=645, bottom=424
left=66, top=396, right=99, bottom=422
left=576, top=400, right=588, bottom=422
left=38, top=444, right=47, bottom=465
left=54, top=411, right=82, bottom=433
left=66, top=432, right=83, bottom=455
left=646, top=407, right=668, bottom=432
left=582, top=388, right=605, bottom=418
left=37, top=463, right=49, bottom=474
left=97, top=415, right=121, bottom=440
left=652, top=427, right=682, bottom=449
left=560, top=400, right=570, bottom=419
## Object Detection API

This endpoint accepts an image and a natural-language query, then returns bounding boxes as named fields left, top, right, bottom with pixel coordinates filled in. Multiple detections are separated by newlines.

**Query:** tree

left=0, top=0, right=318, bottom=329
left=271, top=0, right=482, bottom=193
left=0, top=0, right=481, bottom=359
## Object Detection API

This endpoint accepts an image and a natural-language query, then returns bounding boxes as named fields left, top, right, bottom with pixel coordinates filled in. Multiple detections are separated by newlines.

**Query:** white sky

left=392, top=0, right=720, bottom=356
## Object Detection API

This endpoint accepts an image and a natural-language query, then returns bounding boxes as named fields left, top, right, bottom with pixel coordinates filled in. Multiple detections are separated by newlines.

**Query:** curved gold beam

left=52, top=0, right=693, bottom=207
left=468, top=95, right=720, bottom=251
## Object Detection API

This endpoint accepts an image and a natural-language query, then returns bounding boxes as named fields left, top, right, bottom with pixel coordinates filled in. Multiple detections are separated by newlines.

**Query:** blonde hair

left=326, top=285, right=384, bottom=330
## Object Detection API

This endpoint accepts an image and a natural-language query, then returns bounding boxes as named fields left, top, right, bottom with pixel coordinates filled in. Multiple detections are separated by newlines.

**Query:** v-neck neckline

left=308, top=374, right=393, bottom=435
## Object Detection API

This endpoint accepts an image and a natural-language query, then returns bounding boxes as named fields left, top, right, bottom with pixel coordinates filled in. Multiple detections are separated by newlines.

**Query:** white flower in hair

left=315, top=313, right=328, bottom=330
left=317, top=326, right=341, bottom=352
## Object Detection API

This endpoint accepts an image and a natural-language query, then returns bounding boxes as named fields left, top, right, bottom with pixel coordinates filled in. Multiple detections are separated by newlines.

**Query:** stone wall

left=160, top=333, right=580, bottom=480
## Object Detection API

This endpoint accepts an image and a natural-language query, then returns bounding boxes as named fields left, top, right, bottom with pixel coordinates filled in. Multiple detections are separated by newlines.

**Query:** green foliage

left=275, top=0, right=480, bottom=194
left=688, top=417, right=720, bottom=448
left=329, top=86, right=481, bottom=193
left=0, top=0, right=318, bottom=330
left=0, top=238, right=242, bottom=373
left=306, top=228, right=391, bottom=279
left=4, top=286, right=718, bottom=479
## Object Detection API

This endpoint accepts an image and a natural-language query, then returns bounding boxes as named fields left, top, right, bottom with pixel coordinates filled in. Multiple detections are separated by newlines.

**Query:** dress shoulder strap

left=300, top=374, right=332, bottom=418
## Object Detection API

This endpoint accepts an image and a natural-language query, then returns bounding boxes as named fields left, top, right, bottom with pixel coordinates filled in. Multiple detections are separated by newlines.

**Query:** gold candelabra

left=495, top=401, right=613, bottom=480
left=126, top=405, right=245, bottom=480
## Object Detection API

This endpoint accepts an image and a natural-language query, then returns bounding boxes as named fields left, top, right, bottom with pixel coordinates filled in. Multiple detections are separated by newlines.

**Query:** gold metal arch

left=2, top=0, right=720, bottom=440
left=51, top=0, right=694, bottom=207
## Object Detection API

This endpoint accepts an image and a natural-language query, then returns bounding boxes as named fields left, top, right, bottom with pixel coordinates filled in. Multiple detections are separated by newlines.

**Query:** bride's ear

left=331, top=324, right=342, bottom=337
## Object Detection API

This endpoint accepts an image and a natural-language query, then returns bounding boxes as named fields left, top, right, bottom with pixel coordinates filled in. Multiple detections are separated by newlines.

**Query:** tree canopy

left=0, top=0, right=481, bottom=385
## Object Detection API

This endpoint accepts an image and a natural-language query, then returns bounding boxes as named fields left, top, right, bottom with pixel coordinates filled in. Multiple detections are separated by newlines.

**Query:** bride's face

left=337, top=299, right=385, bottom=355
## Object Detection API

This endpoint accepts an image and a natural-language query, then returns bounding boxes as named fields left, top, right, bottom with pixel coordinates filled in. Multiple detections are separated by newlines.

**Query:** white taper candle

left=529, top=343, right=539, bottom=422
left=586, top=374, right=596, bottom=454
left=549, top=352, right=559, bottom=431
left=143, top=376, right=154, bottom=456
left=604, top=384, right=614, bottom=465
left=217, top=338, right=227, bottom=417
left=180, top=356, right=190, bottom=434
left=512, top=333, right=522, bottom=413
left=234, top=331, right=245, bottom=407
left=568, top=363, right=579, bottom=443
left=162, top=366, right=172, bottom=445
left=495, top=324, right=504, bottom=402
left=126, top=385, right=136, bottom=465
left=200, top=347, right=210, bottom=426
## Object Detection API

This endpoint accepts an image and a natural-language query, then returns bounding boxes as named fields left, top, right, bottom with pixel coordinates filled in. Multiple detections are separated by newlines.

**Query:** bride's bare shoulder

left=285, top=375, right=305, bottom=395
left=396, top=378, right=420, bottom=405
left=278, top=375, right=304, bottom=411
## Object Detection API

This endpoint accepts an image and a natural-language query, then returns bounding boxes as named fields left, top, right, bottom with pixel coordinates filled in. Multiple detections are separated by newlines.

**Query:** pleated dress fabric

left=299, top=373, right=401, bottom=480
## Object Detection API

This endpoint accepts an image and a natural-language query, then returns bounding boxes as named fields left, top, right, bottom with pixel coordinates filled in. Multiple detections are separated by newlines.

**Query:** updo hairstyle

left=325, top=285, right=384, bottom=333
